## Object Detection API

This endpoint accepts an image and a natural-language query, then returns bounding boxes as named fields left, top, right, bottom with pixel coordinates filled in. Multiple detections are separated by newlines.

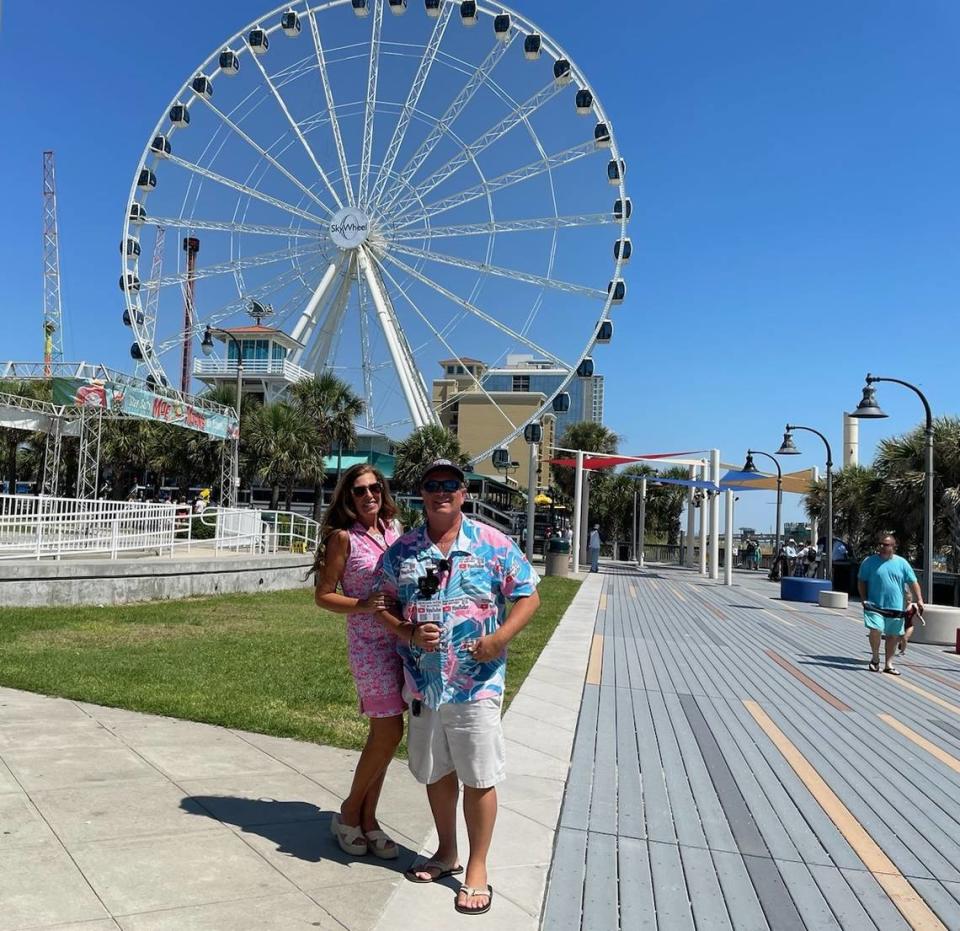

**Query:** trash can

left=545, top=538, right=570, bottom=577
left=832, top=560, right=858, bottom=597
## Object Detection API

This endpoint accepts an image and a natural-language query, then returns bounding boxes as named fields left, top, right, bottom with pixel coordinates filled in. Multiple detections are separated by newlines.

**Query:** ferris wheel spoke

left=301, top=257, right=357, bottom=375
left=144, top=242, right=319, bottom=290
left=371, top=254, right=520, bottom=433
left=391, top=140, right=597, bottom=230
left=378, top=34, right=516, bottom=215
left=357, top=0, right=384, bottom=205
left=147, top=217, right=320, bottom=239
left=387, top=242, right=607, bottom=300
left=196, top=96, right=335, bottom=216
left=357, top=251, right=436, bottom=427
left=356, top=274, right=376, bottom=428
left=154, top=259, right=325, bottom=354
left=306, top=5, right=356, bottom=206
left=389, top=80, right=565, bottom=218
left=166, top=154, right=329, bottom=227
left=379, top=250, right=568, bottom=368
left=245, top=39, right=345, bottom=211
left=390, top=213, right=616, bottom=242
left=369, top=3, right=453, bottom=208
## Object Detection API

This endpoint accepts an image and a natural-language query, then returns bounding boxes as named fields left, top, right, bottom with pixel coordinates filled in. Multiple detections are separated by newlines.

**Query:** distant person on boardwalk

left=377, top=459, right=540, bottom=915
left=313, top=464, right=404, bottom=860
left=858, top=533, right=924, bottom=675
left=588, top=524, right=602, bottom=572
left=752, top=539, right=762, bottom=571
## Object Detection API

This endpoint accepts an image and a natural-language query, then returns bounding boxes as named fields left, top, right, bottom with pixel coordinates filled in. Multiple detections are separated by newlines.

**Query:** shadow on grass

left=182, top=795, right=417, bottom=869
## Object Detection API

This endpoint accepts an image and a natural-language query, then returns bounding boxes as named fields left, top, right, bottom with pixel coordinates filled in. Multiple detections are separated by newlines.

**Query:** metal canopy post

left=572, top=449, right=583, bottom=573
left=638, top=477, right=647, bottom=568
left=724, top=489, right=734, bottom=586
left=709, top=449, right=720, bottom=579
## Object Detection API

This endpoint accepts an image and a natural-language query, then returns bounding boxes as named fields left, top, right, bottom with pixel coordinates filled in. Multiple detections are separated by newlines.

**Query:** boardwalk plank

left=615, top=686, right=644, bottom=840
left=582, top=830, right=619, bottom=931
left=617, top=836, right=657, bottom=930
left=648, top=840, right=696, bottom=931
left=544, top=827, right=588, bottom=931
left=589, top=685, right=618, bottom=837
left=710, top=850, right=770, bottom=931
left=679, top=844, right=734, bottom=931
left=559, top=684, right=600, bottom=833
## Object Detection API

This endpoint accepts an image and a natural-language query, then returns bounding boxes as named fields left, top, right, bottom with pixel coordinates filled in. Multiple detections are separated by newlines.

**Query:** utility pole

left=41, top=152, right=64, bottom=377
left=181, top=237, right=200, bottom=394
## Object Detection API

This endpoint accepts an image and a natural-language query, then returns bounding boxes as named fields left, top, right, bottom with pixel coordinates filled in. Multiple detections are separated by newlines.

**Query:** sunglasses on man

left=351, top=482, right=382, bottom=498
left=422, top=478, right=462, bottom=493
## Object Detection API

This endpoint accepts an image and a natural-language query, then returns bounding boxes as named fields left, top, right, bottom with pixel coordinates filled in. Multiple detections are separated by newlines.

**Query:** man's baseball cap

left=420, top=458, right=466, bottom=485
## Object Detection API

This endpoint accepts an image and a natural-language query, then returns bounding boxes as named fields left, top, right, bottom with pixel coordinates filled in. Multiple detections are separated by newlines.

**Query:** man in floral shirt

left=378, top=460, right=540, bottom=916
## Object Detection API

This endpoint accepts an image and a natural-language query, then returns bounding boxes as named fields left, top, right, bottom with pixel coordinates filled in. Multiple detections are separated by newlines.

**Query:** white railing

left=0, top=494, right=320, bottom=562
left=0, top=494, right=176, bottom=560
left=193, top=358, right=313, bottom=382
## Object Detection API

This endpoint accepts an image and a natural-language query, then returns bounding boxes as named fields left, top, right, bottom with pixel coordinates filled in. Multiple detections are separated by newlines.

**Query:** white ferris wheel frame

left=120, top=0, right=628, bottom=465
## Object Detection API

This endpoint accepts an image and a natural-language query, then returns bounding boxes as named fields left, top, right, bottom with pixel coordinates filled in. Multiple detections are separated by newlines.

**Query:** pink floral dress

left=340, top=519, right=405, bottom=717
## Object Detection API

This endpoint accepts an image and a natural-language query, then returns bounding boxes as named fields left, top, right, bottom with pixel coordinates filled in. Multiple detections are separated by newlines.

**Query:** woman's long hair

left=309, top=464, right=397, bottom=580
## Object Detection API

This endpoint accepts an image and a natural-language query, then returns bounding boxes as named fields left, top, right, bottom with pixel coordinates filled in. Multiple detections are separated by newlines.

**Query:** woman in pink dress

left=314, top=464, right=404, bottom=858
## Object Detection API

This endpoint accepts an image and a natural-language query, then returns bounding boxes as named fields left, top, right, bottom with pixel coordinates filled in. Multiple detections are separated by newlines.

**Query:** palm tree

left=0, top=379, right=51, bottom=493
left=99, top=419, right=163, bottom=498
left=550, top=421, right=620, bottom=504
left=290, top=373, right=365, bottom=521
left=244, top=401, right=324, bottom=510
left=392, top=425, right=469, bottom=493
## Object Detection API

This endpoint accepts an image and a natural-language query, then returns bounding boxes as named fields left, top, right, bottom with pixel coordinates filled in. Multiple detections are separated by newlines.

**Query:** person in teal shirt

left=857, top=533, right=924, bottom=675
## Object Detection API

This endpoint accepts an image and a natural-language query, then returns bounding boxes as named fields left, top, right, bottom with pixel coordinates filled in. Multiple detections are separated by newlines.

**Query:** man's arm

left=908, top=580, right=924, bottom=609
left=470, top=591, right=540, bottom=663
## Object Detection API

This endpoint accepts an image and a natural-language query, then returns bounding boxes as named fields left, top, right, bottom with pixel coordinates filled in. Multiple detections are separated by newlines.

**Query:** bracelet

left=400, top=622, right=415, bottom=644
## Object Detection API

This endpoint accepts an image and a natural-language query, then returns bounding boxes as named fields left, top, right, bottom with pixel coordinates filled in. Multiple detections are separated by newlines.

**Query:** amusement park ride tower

left=41, top=151, right=64, bottom=377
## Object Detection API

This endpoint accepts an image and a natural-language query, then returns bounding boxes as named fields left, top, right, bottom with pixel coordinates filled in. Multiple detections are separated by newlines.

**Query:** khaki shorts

left=406, top=692, right=505, bottom=789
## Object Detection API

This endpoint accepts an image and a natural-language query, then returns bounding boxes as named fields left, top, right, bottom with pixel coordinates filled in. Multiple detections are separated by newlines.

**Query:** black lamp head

left=742, top=452, right=758, bottom=473
left=851, top=382, right=887, bottom=419
left=200, top=325, right=215, bottom=356
left=776, top=431, right=801, bottom=456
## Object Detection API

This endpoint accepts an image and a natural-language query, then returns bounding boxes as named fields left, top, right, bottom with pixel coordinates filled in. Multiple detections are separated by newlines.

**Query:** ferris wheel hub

left=329, top=206, right=372, bottom=250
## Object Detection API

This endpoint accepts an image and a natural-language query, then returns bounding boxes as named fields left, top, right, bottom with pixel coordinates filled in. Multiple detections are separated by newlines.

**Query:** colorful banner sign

left=52, top=378, right=238, bottom=441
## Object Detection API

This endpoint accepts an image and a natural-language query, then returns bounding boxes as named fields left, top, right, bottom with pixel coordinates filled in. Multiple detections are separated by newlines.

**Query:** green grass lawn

left=0, top=577, right=581, bottom=751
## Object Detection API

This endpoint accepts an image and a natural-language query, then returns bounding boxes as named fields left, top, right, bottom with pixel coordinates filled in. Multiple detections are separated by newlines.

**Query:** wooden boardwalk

left=542, top=564, right=960, bottom=930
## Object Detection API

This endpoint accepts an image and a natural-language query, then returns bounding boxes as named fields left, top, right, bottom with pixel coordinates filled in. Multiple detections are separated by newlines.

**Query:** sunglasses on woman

left=351, top=481, right=383, bottom=498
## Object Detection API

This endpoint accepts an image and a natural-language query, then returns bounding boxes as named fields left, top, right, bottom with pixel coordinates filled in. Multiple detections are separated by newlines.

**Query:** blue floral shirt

left=378, top=517, right=539, bottom=709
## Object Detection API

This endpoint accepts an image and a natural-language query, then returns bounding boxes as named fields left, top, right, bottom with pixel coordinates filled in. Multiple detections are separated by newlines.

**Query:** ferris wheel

left=120, top=0, right=629, bottom=462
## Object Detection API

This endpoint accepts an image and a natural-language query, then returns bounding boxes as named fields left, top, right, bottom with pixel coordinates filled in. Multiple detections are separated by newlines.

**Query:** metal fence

left=0, top=494, right=320, bottom=561
left=0, top=494, right=176, bottom=560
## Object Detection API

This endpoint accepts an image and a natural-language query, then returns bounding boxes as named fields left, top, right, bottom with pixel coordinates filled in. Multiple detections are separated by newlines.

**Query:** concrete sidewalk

left=0, top=575, right=602, bottom=930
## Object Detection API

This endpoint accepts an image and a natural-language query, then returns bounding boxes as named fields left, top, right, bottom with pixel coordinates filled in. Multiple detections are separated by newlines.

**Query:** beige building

left=433, top=359, right=556, bottom=492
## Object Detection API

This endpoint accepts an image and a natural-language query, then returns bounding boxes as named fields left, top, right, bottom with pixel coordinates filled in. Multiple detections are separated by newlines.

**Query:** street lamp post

left=743, top=449, right=782, bottom=577
left=777, top=425, right=833, bottom=580
left=851, top=374, right=935, bottom=603
left=201, top=325, right=243, bottom=505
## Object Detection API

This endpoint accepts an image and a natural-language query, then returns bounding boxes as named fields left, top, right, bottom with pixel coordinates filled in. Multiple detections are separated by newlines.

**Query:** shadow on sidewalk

left=182, top=796, right=417, bottom=869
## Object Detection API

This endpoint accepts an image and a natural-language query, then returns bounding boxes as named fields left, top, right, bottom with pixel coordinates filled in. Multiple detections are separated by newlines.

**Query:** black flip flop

left=883, top=667, right=902, bottom=676
left=868, top=659, right=880, bottom=672
left=404, top=860, right=464, bottom=884
left=455, top=884, right=493, bottom=916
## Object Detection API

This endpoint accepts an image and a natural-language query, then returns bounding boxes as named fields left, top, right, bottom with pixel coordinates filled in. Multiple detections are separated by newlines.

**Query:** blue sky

left=1, top=1, right=958, bottom=531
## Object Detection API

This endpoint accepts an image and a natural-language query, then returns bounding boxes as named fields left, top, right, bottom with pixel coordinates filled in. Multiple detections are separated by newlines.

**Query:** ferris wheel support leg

left=289, top=261, right=341, bottom=361
left=303, top=259, right=356, bottom=375
left=357, top=250, right=435, bottom=429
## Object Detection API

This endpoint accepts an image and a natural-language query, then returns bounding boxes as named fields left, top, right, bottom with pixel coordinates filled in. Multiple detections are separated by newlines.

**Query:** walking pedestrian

left=857, top=533, right=924, bottom=675
left=752, top=539, right=762, bottom=571
left=313, top=464, right=405, bottom=859
left=588, top=524, right=602, bottom=573
left=377, top=459, right=540, bottom=915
